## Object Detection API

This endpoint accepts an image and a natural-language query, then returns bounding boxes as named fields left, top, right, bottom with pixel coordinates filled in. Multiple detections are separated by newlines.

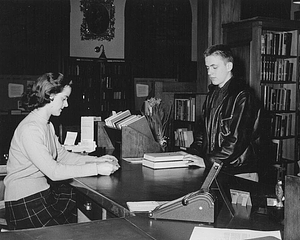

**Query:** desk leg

left=215, top=179, right=235, bottom=217
left=102, top=209, right=107, bottom=220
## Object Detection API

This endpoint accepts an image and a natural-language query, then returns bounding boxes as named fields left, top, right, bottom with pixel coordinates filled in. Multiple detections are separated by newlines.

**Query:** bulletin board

left=0, top=75, right=38, bottom=112
left=134, top=78, right=177, bottom=112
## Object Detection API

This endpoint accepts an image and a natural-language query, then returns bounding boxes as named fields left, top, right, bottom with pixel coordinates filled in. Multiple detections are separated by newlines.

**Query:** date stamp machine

left=149, top=160, right=234, bottom=223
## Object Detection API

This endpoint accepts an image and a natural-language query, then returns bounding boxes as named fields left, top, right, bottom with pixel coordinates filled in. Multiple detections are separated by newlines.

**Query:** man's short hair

left=204, top=44, right=234, bottom=63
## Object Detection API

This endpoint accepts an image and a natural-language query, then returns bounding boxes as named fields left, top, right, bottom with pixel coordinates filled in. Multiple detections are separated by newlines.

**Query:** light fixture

left=94, top=45, right=107, bottom=59
left=293, top=0, right=300, bottom=4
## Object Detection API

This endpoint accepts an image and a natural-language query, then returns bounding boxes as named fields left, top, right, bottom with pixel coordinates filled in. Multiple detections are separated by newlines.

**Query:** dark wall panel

left=0, top=0, right=70, bottom=75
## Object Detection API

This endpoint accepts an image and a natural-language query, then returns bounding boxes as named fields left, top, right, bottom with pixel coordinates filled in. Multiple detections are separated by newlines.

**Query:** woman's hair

left=28, top=72, right=71, bottom=110
left=204, top=44, right=234, bottom=64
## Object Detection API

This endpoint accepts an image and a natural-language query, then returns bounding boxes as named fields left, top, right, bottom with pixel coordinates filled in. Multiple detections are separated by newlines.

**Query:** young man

left=185, top=44, right=260, bottom=179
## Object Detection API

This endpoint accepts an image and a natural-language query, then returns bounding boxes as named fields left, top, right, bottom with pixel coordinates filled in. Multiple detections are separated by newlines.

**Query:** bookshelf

left=63, top=57, right=133, bottom=124
left=172, top=93, right=206, bottom=150
left=223, top=17, right=300, bottom=183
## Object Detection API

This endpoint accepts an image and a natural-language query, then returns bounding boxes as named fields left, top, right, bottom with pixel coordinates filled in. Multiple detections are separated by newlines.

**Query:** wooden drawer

left=76, top=189, right=116, bottom=220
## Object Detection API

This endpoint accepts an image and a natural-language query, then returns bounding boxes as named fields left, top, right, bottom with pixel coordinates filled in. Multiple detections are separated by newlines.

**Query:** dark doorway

left=125, top=0, right=195, bottom=82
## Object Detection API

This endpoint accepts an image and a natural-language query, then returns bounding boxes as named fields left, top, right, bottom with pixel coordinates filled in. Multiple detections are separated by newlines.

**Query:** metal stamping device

left=149, top=160, right=233, bottom=223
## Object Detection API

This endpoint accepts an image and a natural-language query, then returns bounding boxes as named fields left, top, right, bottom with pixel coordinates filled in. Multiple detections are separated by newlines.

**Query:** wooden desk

left=70, top=160, right=283, bottom=239
left=2, top=160, right=283, bottom=239
left=1, top=218, right=154, bottom=240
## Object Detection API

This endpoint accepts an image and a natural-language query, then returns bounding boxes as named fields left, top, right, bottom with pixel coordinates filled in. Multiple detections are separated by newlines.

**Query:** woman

left=4, top=73, right=120, bottom=230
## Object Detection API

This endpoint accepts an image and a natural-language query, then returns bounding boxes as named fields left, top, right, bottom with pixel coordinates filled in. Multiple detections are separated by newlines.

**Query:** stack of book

left=142, top=151, right=189, bottom=169
left=105, top=110, right=144, bottom=129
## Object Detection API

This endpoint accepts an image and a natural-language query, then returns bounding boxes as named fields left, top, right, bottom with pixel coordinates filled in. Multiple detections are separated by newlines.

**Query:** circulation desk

left=2, top=159, right=283, bottom=240
left=72, top=159, right=282, bottom=238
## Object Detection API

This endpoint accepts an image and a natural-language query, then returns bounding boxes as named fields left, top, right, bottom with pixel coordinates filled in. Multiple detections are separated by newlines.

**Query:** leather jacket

left=189, top=77, right=260, bottom=174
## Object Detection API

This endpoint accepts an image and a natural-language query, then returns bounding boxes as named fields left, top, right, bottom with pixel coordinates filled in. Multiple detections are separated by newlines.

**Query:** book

left=104, top=111, right=121, bottom=127
left=183, top=130, right=194, bottom=148
left=271, top=139, right=282, bottom=163
left=110, top=110, right=131, bottom=128
left=143, top=151, right=188, bottom=162
left=142, top=158, right=189, bottom=169
left=115, top=115, right=136, bottom=129
left=122, top=115, right=143, bottom=127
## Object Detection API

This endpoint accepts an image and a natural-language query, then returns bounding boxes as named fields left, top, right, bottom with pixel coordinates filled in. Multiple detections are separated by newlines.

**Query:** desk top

left=1, top=218, right=153, bottom=240
left=71, top=160, right=209, bottom=216
left=3, top=160, right=283, bottom=240
left=71, top=160, right=283, bottom=237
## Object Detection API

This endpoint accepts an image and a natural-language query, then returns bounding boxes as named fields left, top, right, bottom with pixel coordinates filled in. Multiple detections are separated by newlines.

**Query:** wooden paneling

left=284, top=175, right=300, bottom=240
left=197, top=0, right=241, bottom=93
left=125, top=0, right=194, bottom=82
left=0, top=0, right=70, bottom=75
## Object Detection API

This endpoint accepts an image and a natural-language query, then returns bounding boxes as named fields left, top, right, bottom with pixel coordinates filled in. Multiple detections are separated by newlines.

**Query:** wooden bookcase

left=172, top=93, right=206, bottom=150
left=62, top=57, right=133, bottom=124
left=223, top=17, right=300, bottom=182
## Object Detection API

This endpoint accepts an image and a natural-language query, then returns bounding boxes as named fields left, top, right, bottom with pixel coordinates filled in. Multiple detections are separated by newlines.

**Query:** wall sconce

left=94, top=45, right=107, bottom=59
left=293, top=0, right=300, bottom=4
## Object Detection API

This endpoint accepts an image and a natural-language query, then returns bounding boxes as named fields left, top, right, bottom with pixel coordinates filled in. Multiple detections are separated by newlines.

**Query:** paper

left=189, top=226, right=282, bottom=240
left=136, top=83, right=149, bottom=97
left=123, top=157, right=144, bottom=164
left=81, top=116, right=94, bottom=141
left=230, top=189, right=252, bottom=206
left=267, top=198, right=277, bottom=207
left=8, top=83, right=24, bottom=98
left=64, top=131, right=78, bottom=146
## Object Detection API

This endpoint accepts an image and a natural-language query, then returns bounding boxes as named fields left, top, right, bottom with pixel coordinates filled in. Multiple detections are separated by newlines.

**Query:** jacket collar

left=208, top=77, right=246, bottom=96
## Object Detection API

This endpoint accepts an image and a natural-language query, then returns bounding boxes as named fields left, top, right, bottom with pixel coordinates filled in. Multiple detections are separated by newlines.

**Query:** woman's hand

left=95, top=155, right=120, bottom=168
left=96, top=162, right=120, bottom=176
left=183, top=154, right=205, bottom=168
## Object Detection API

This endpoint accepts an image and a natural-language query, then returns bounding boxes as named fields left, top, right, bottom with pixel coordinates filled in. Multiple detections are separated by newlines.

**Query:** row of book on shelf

left=270, top=113, right=293, bottom=138
left=174, top=128, right=194, bottom=149
left=102, top=91, right=125, bottom=100
left=261, top=85, right=291, bottom=111
left=261, top=30, right=293, bottom=56
left=261, top=56, right=294, bottom=82
left=102, top=61, right=129, bottom=76
left=174, top=97, right=196, bottom=122
left=104, top=110, right=144, bottom=129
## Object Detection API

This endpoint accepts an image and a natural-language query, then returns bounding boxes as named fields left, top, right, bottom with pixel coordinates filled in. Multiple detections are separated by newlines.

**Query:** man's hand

left=183, top=154, right=205, bottom=168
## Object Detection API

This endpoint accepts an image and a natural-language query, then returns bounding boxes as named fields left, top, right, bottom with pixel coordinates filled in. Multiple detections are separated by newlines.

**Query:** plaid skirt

left=5, top=182, right=77, bottom=230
